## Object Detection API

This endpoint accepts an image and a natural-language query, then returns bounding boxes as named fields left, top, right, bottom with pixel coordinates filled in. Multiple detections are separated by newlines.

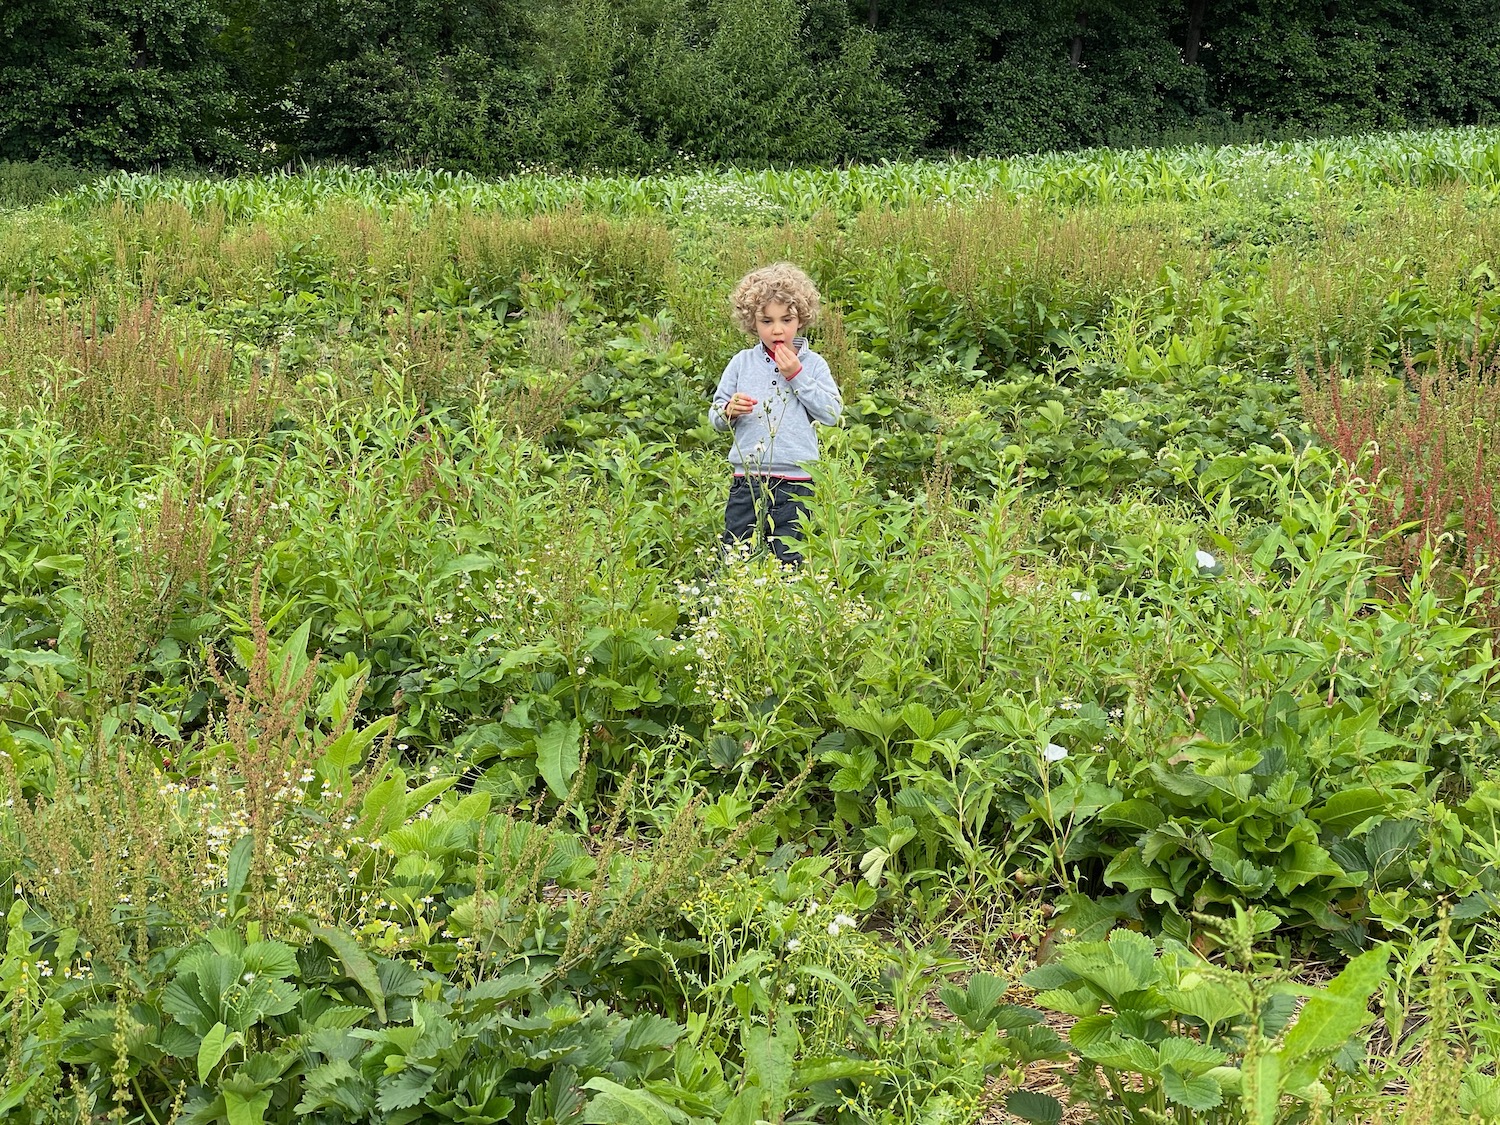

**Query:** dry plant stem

left=0, top=738, right=202, bottom=973
left=80, top=467, right=213, bottom=718
left=1299, top=333, right=1500, bottom=621
left=0, top=291, right=280, bottom=455
left=544, top=758, right=814, bottom=987
left=1404, top=913, right=1464, bottom=1123
left=203, top=568, right=385, bottom=933
left=558, top=764, right=637, bottom=971
left=474, top=750, right=591, bottom=968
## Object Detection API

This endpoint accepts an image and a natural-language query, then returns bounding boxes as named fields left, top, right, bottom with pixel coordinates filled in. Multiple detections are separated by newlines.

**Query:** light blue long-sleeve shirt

left=709, top=337, right=842, bottom=478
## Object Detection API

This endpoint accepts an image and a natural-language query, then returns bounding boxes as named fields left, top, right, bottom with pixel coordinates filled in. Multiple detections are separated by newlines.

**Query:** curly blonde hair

left=729, top=262, right=821, bottom=336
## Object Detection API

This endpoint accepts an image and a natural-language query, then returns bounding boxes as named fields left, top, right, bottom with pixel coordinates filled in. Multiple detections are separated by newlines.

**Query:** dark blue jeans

left=723, top=475, right=813, bottom=565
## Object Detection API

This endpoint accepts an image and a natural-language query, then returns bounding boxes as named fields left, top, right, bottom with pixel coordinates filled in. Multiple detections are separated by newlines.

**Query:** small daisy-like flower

left=786, top=938, right=802, bottom=953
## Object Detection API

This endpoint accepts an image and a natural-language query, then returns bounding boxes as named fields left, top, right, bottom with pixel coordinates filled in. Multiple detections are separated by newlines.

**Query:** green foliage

left=0, top=0, right=237, bottom=167
left=1025, top=918, right=1392, bottom=1124
left=5, top=145, right=1500, bottom=1122
left=0, top=162, right=94, bottom=208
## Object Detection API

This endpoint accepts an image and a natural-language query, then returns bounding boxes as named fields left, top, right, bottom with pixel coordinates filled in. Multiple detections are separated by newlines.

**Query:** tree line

left=3, top=0, right=1498, bottom=172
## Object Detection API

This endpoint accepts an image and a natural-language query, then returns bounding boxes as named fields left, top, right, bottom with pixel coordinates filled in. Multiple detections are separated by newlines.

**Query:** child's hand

left=724, top=392, right=758, bottom=419
left=771, top=343, right=803, bottom=379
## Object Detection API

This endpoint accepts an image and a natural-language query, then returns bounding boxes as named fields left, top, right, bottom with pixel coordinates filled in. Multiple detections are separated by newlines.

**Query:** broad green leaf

left=377, top=1065, right=438, bottom=1112
left=1068, top=1013, right=1116, bottom=1054
left=858, top=846, right=891, bottom=886
left=940, top=971, right=1005, bottom=1026
left=296, top=1058, right=373, bottom=1116
left=437, top=554, right=495, bottom=581
left=225, top=835, right=254, bottom=912
left=1049, top=894, right=1121, bottom=943
left=742, top=1022, right=794, bottom=1118
left=402, top=776, right=458, bottom=819
left=1200, top=454, right=1250, bottom=486
left=1103, top=848, right=1175, bottom=895
left=319, top=715, right=394, bottom=783
left=1158, top=980, right=1245, bottom=1029
left=1279, top=946, right=1389, bottom=1062
left=991, top=1004, right=1047, bottom=1032
left=310, top=1005, right=372, bottom=1031
left=580, top=1078, right=674, bottom=1125
left=224, top=1087, right=271, bottom=1125
left=901, top=701, right=935, bottom=739
left=1098, top=799, right=1165, bottom=831
left=1157, top=1036, right=1227, bottom=1076
left=1106, top=930, right=1159, bottom=988
left=1200, top=706, right=1239, bottom=743
left=358, top=769, right=408, bottom=838
left=465, top=973, right=540, bottom=1012
left=1065, top=953, right=1145, bottom=1002
left=1022, top=963, right=1078, bottom=991
left=1120, top=1036, right=1161, bottom=1075
left=242, top=940, right=298, bottom=980
left=1162, top=1065, right=1223, bottom=1111
left=1274, top=840, right=1344, bottom=895
left=619, top=1014, right=684, bottom=1054
left=1461, top=1072, right=1500, bottom=1118
left=206, top=927, right=247, bottom=957
left=1006, top=1090, right=1063, bottom=1124
left=1310, top=788, right=1389, bottom=834
left=538, top=719, right=582, bottom=800
left=1033, top=987, right=1101, bottom=1018
left=163, top=954, right=242, bottom=1036
left=303, top=924, right=386, bottom=1022
left=0, top=1075, right=37, bottom=1114
left=198, top=1022, right=242, bottom=1083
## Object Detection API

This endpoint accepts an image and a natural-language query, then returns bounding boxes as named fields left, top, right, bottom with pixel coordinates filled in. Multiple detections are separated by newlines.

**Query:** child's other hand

left=724, top=392, right=758, bottom=419
left=771, top=343, right=802, bottom=378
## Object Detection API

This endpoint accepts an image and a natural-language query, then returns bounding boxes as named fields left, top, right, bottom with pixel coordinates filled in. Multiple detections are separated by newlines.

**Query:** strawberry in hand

left=769, top=341, right=802, bottom=379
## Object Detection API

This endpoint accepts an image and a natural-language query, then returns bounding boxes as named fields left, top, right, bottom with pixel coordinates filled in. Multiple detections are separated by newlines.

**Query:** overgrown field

left=4, top=131, right=1500, bottom=1124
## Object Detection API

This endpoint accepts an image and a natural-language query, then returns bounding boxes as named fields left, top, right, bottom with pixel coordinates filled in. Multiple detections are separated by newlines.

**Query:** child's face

left=754, top=300, right=801, bottom=352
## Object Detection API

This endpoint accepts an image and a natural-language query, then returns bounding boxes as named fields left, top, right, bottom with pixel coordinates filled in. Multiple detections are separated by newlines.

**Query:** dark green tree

left=0, top=0, right=235, bottom=166
left=1202, top=0, right=1500, bottom=131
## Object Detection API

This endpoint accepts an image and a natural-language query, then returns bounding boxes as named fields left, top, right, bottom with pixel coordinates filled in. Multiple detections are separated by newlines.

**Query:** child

left=710, top=263, right=843, bottom=564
